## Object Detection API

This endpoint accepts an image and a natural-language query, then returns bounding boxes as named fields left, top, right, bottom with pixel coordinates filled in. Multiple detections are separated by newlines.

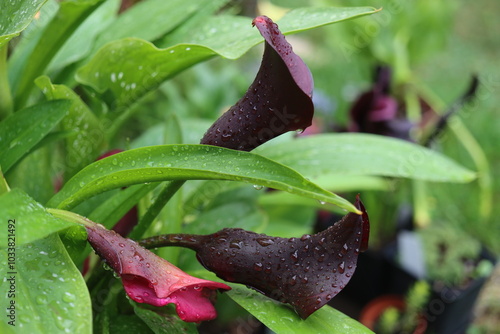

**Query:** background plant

left=1, top=0, right=495, bottom=333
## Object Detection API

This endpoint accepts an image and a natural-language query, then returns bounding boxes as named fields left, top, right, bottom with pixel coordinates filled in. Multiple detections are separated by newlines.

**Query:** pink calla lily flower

left=85, top=223, right=231, bottom=322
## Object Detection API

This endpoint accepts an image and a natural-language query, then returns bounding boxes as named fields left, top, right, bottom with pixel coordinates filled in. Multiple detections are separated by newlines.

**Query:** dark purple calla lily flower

left=140, top=196, right=369, bottom=319
left=201, top=16, right=314, bottom=151
left=85, top=223, right=231, bottom=322
left=348, top=66, right=413, bottom=140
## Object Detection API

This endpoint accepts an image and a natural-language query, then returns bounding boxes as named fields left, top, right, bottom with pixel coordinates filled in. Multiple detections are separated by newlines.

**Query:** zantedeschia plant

left=0, top=2, right=479, bottom=334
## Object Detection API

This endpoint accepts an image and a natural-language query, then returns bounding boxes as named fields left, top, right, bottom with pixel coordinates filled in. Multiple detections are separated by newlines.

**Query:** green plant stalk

left=47, top=207, right=95, bottom=227
left=412, top=179, right=431, bottom=228
left=0, top=44, right=13, bottom=119
left=448, top=118, right=492, bottom=221
left=128, top=180, right=186, bottom=240
left=416, top=83, right=492, bottom=222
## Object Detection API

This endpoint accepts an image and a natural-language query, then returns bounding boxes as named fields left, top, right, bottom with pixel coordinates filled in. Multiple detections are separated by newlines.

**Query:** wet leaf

left=0, top=99, right=69, bottom=173
left=0, top=188, right=74, bottom=247
left=35, top=76, right=106, bottom=178
left=200, top=16, right=313, bottom=151
left=0, top=234, right=91, bottom=333
left=0, top=0, right=47, bottom=48
left=47, top=145, right=358, bottom=213
left=256, top=133, right=476, bottom=183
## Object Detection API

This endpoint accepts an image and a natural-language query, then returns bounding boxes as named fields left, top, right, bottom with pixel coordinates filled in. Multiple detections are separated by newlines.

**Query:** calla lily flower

left=349, top=66, right=412, bottom=140
left=140, top=196, right=369, bottom=319
left=201, top=15, right=314, bottom=151
left=85, top=222, right=231, bottom=322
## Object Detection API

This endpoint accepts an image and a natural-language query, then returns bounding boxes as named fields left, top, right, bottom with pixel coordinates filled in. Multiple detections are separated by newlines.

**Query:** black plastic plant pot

left=424, top=248, right=496, bottom=334
left=382, top=242, right=495, bottom=334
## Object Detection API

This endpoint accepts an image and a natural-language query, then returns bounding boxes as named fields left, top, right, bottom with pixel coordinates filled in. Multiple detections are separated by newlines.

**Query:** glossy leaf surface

left=0, top=100, right=69, bottom=173
left=256, top=133, right=476, bottom=183
left=0, top=234, right=91, bottom=333
left=47, top=145, right=357, bottom=213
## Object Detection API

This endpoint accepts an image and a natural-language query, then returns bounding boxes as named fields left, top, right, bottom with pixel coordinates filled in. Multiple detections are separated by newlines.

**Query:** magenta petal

left=169, top=287, right=218, bottom=322
left=200, top=16, right=314, bottom=151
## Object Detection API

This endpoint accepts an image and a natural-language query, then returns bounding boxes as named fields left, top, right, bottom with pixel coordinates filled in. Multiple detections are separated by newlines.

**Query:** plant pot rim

left=359, top=294, right=428, bottom=334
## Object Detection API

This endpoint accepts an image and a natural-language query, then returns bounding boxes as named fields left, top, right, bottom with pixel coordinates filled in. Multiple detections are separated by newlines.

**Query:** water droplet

left=315, top=297, right=322, bottom=304
left=319, top=201, right=326, bottom=205
left=289, top=275, right=297, bottom=286
left=338, top=261, right=345, bottom=274
left=62, top=292, right=76, bottom=303
left=300, top=234, right=311, bottom=241
left=36, top=295, right=48, bottom=305
left=230, top=241, right=242, bottom=249
left=257, top=238, right=274, bottom=247
left=253, top=263, right=263, bottom=271
left=112, top=158, right=118, bottom=165
left=253, top=184, right=264, bottom=190
left=290, top=249, right=299, bottom=262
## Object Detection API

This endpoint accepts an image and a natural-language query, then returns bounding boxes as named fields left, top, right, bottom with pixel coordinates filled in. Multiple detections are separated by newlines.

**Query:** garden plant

left=0, top=0, right=494, bottom=333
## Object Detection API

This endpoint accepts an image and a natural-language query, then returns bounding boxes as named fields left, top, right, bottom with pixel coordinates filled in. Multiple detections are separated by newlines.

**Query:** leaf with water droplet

left=47, top=145, right=358, bottom=214
left=0, top=189, right=76, bottom=248
left=0, top=234, right=92, bottom=332
left=0, top=100, right=69, bottom=173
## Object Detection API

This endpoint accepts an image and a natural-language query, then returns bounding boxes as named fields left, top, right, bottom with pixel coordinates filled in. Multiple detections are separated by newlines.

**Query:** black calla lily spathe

left=201, top=16, right=314, bottom=151
left=140, top=196, right=369, bottom=319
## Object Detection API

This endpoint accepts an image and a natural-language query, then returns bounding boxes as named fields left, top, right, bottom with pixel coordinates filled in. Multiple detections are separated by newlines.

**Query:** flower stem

left=139, top=233, right=202, bottom=251
left=0, top=44, right=13, bottom=120
left=47, top=208, right=96, bottom=228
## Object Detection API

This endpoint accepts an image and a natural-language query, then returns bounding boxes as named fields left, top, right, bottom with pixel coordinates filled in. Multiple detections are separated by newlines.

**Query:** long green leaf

left=256, top=133, right=476, bottom=183
left=0, top=234, right=91, bottom=333
left=0, top=0, right=47, bottom=48
left=35, top=76, right=106, bottom=178
left=0, top=100, right=69, bottom=172
left=0, top=189, right=74, bottom=247
left=47, top=145, right=357, bottom=213
left=12, top=0, right=104, bottom=108
left=226, top=284, right=374, bottom=334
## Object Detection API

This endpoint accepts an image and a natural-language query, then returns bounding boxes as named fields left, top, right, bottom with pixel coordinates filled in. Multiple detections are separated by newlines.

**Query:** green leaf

left=0, top=234, right=91, bottom=333
left=47, top=145, right=357, bottom=213
left=132, top=303, right=197, bottom=334
left=0, top=188, right=74, bottom=247
left=0, top=100, right=69, bottom=173
left=226, top=284, right=374, bottom=334
left=256, top=133, right=476, bottom=183
left=75, top=7, right=378, bottom=127
left=88, top=0, right=214, bottom=57
left=35, top=76, right=106, bottom=178
left=88, top=183, right=157, bottom=229
left=12, top=0, right=105, bottom=108
left=184, top=201, right=268, bottom=235
left=47, top=0, right=120, bottom=75
left=0, top=0, right=47, bottom=48
left=192, top=270, right=374, bottom=334
left=158, top=7, right=380, bottom=59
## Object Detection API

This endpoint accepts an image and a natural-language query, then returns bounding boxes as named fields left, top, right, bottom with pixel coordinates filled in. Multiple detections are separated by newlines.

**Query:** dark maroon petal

left=152, top=197, right=369, bottom=318
left=200, top=16, right=314, bottom=151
